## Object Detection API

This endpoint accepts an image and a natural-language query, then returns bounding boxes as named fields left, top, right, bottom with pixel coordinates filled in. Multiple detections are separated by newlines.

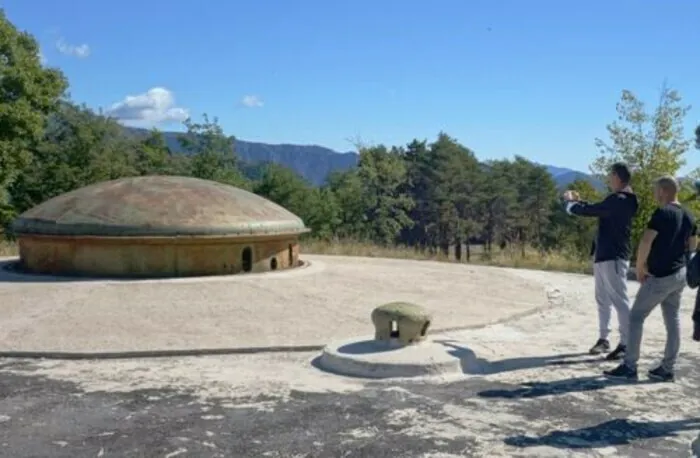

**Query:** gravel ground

left=1, top=256, right=699, bottom=457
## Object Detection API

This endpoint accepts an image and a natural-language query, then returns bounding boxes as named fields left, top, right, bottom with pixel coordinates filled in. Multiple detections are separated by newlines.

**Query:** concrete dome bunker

left=10, top=176, right=310, bottom=278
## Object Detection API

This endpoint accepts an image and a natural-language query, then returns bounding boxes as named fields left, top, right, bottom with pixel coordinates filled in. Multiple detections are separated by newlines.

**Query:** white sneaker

left=691, top=432, right=700, bottom=457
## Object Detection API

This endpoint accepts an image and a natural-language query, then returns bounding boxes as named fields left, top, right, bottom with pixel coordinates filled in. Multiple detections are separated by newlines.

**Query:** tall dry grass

left=0, top=237, right=592, bottom=274
left=303, top=239, right=592, bottom=274
left=0, top=239, right=17, bottom=257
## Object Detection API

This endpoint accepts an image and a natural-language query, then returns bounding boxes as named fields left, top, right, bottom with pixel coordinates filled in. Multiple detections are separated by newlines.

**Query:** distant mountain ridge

left=543, top=165, right=605, bottom=190
left=131, top=128, right=359, bottom=186
left=127, top=127, right=600, bottom=189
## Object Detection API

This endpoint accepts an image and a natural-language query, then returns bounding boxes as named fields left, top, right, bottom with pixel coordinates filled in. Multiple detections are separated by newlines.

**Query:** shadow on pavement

left=504, top=417, right=700, bottom=449
left=0, top=259, right=128, bottom=283
left=477, top=375, right=655, bottom=399
left=436, top=339, right=600, bottom=375
left=336, top=340, right=402, bottom=355
left=0, top=259, right=314, bottom=283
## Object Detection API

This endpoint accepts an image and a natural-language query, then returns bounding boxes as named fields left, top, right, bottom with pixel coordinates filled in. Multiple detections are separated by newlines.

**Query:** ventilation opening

left=389, top=320, right=399, bottom=339
left=420, top=321, right=430, bottom=336
left=270, top=257, right=278, bottom=271
left=242, top=247, right=253, bottom=272
left=288, top=244, right=294, bottom=266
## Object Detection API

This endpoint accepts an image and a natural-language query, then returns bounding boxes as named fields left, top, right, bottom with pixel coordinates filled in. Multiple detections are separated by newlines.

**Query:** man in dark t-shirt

left=604, top=176, right=697, bottom=382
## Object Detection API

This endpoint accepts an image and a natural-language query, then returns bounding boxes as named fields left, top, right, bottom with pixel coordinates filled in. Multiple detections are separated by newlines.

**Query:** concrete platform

left=0, top=254, right=558, bottom=353
left=317, top=337, right=482, bottom=378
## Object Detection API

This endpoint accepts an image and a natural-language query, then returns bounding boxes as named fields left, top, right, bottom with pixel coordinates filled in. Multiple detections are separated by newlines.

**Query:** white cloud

left=241, top=95, right=264, bottom=108
left=37, top=50, right=47, bottom=65
left=106, top=87, right=190, bottom=127
left=56, top=38, right=91, bottom=58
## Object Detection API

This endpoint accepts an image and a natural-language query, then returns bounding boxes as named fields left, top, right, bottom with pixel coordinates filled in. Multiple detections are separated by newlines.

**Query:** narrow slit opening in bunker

left=270, top=257, right=278, bottom=271
left=242, top=247, right=253, bottom=273
left=420, top=321, right=430, bottom=336
left=288, top=244, right=294, bottom=266
left=390, top=320, right=399, bottom=338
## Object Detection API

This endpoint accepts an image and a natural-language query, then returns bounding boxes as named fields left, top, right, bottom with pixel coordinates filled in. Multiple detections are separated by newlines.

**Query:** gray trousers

left=594, top=260, right=631, bottom=345
left=624, top=268, right=686, bottom=371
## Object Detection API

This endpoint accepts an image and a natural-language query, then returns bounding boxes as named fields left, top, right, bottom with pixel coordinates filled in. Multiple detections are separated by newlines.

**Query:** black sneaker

left=589, top=339, right=610, bottom=355
left=648, top=366, right=675, bottom=382
left=693, top=322, right=700, bottom=342
left=603, top=363, right=638, bottom=380
left=605, top=344, right=626, bottom=361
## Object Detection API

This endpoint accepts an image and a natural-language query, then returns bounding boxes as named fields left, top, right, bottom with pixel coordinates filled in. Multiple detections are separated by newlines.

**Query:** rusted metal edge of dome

left=11, top=218, right=310, bottom=238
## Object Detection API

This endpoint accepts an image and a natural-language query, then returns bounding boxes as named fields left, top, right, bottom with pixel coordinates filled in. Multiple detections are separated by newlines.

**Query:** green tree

left=133, top=129, right=174, bottom=176
left=327, top=169, right=367, bottom=240
left=511, top=157, right=558, bottom=252
left=355, top=145, right=414, bottom=245
left=478, top=159, right=518, bottom=252
left=400, top=139, right=432, bottom=249
left=546, top=179, right=601, bottom=256
left=8, top=102, right=138, bottom=213
left=679, top=179, right=700, bottom=217
left=178, top=114, right=249, bottom=189
left=422, top=133, right=483, bottom=258
left=591, top=86, right=692, bottom=247
left=307, top=187, right=341, bottom=240
left=254, top=163, right=340, bottom=239
left=327, top=144, right=414, bottom=244
left=0, top=10, right=68, bottom=226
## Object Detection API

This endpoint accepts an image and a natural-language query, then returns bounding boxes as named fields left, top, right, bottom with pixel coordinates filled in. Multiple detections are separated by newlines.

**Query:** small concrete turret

left=371, top=302, right=432, bottom=345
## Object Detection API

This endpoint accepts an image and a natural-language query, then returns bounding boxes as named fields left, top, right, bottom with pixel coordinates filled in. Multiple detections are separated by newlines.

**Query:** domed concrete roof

left=12, top=176, right=309, bottom=237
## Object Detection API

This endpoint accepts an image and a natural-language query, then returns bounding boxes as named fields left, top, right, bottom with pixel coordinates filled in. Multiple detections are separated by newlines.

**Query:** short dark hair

left=610, top=162, right=631, bottom=184
left=655, top=175, right=679, bottom=195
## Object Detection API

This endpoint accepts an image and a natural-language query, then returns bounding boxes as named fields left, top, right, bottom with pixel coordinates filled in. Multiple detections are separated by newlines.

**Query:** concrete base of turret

left=316, top=336, right=482, bottom=379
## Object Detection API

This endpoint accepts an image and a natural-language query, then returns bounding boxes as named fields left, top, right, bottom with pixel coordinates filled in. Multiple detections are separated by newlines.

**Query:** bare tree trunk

left=518, top=228, right=526, bottom=257
left=441, top=243, right=450, bottom=257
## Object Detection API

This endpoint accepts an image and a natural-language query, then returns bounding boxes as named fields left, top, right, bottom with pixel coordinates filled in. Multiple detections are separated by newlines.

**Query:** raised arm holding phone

left=562, top=162, right=639, bottom=361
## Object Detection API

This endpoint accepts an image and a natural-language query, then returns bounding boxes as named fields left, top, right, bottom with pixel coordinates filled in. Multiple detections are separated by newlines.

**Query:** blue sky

left=3, top=0, right=699, bottom=173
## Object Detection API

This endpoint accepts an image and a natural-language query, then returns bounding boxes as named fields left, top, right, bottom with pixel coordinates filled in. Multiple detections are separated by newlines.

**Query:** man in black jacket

left=563, top=162, right=639, bottom=360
